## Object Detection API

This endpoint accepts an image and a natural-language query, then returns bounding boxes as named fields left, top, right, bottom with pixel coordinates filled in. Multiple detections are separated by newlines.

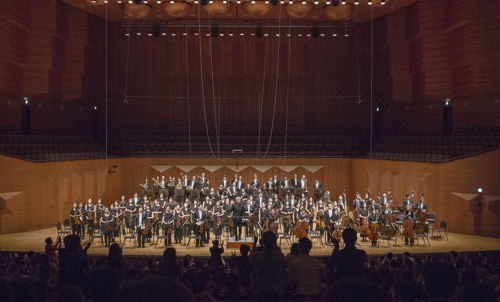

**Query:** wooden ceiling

left=60, top=0, right=418, bottom=23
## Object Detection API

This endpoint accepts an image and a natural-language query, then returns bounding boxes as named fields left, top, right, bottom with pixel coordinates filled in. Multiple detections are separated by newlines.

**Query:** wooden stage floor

left=1, top=228, right=499, bottom=258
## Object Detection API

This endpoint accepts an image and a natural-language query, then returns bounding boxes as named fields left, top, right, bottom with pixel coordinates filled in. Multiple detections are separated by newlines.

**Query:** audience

left=0, top=228, right=499, bottom=302
left=287, top=237, right=324, bottom=299
left=250, top=232, right=286, bottom=297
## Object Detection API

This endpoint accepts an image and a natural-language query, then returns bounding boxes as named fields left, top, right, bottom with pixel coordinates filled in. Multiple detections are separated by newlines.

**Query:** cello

left=360, top=216, right=370, bottom=236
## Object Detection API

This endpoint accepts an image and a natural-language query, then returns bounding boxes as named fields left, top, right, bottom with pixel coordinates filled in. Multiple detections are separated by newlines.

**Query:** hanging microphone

left=358, top=97, right=362, bottom=104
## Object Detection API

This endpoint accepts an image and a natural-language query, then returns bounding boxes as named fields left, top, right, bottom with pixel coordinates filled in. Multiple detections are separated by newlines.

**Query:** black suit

left=220, top=179, right=229, bottom=187
left=192, top=210, right=206, bottom=246
left=230, top=202, right=245, bottom=240
left=135, top=212, right=147, bottom=247
left=243, top=203, right=254, bottom=236
left=415, top=201, right=428, bottom=212
left=403, top=198, right=414, bottom=209
left=183, top=178, right=191, bottom=187
left=250, top=179, right=260, bottom=189
left=291, top=178, right=300, bottom=188
left=313, top=182, right=323, bottom=201
left=237, top=180, right=245, bottom=190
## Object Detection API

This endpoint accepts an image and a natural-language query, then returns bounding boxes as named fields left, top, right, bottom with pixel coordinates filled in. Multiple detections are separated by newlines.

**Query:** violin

left=203, top=218, right=210, bottom=230
left=175, top=216, right=181, bottom=227
left=106, top=221, right=113, bottom=232
left=185, top=214, right=191, bottom=225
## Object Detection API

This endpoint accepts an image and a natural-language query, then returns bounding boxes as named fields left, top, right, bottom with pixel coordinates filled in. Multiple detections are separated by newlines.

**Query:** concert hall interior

left=0, top=0, right=500, bottom=300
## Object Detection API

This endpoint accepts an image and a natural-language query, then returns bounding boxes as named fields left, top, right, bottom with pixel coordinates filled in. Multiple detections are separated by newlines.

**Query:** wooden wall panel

left=0, top=192, right=26, bottom=234
left=481, top=195, right=500, bottom=238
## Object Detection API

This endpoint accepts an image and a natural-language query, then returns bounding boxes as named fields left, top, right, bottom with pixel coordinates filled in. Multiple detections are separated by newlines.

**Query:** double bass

left=402, top=209, right=415, bottom=239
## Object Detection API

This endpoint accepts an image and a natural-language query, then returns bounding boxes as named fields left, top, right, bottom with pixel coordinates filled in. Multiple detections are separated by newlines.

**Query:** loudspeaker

left=92, top=110, right=99, bottom=140
left=443, top=105, right=453, bottom=136
left=21, top=105, right=31, bottom=135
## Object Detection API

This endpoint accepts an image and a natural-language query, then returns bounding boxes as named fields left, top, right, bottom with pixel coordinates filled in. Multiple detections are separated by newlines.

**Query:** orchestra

left=68, top=172, right=433, bottom=251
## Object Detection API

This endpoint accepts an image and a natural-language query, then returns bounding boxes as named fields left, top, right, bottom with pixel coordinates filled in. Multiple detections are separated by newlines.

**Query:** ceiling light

left=326, top=0, right=330, bottom=4
left=194, top=0, right=198, bottom=3
left=344, top=27, right=349, bottom=37
left=307, top=33, right=311, bottom=36
left=240, top=32, right=244, bottom=36
left=103, top=0, right=108, bottom=3
left=265, top=0, right=269, bottom=3
left=302, top=0, right=306, bottom=4
left=170, top=0, right=174, bottom=3
left=298, top=33, right=302, bottom=36
left=287, top=33, right=291, bottom=36
left=251, top=0, right=255, bottom=3
left=157, top=0, right=161, bottom=3
left=368, top=0, right=372, bottom=4
left=280, top=0, right=284, bottom=3
left=229, top=33, right=233, bottom=36
left=314, top=0, right=318, bottom=4
left=117, top=0, right=122, bottom=3
left=171, top=33, right=176, bottom=36
left=320, top=33, right=325, bottom=36
left=289, top=0, right=293, bottom=3
left=91, top=0, right=97, bottom=3
left=128, top=0, right=133, bottom=3
left=183, top=32, right=187, bottom=36
left=194, top=32, right=199, bottom=35
left=209, top=0, right=213, bottom=3
left=237, top=0, right=241, bottom=3
left=354, top=0, right=359, bottom=5
left=125, top=28, right=130, bottom=36
left=276, top=33, right=279, bottom=36
left=143, top=0, right=148, bottom=3
left=264, top=33, right=268, bottom=36
left=341, top=0, right=345, bottom=4
left=162, top=30, right=166, bottom=35
left=223, top=0, right=227, bottom=3
left=381, top=0, right=385, bottom=4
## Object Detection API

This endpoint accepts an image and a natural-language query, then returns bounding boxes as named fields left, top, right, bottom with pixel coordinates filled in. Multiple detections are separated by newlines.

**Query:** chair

left=308, top=231, right=324, bottom=248
left=89, top=222, right=104, bottom=245
left=434, top=221, right=448, bottom=241
left=186, top=230, right=201, bottom=249
left=155, top=228, right=171, bottom=249
left=123, top=229, right=137, bottom=248
left=63, top=219, right=72, bottom=232
left=415, top=225, right=431, bottom=246
left=56, top=222, right=70, bottom=238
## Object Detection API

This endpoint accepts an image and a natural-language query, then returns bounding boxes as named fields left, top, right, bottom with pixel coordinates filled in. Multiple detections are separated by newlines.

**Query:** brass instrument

left=304, top=179, right=308, bottom=193
left=175, top=181, right=183, bottom=190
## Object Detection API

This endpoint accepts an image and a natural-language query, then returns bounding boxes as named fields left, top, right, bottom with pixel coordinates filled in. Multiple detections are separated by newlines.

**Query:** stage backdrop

left=0, top=149, right=499, bottom=236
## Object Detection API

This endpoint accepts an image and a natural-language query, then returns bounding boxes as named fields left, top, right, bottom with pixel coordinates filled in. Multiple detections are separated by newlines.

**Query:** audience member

left=88, top=268, right=120, bottom=302
left=285, top=243, right=300, bottom=267
left=330, top=228, right=367, bottom=278
left=208, top=240, right=224, bottom=266
left=156, top=247, right=182, bottom=280
left=235, top=244, right=254, bottom=287
left=251, top=232, right=286, bottom=296
left=44, top=236, right=61, bottom=263
left=288, top=237, right=324, bottom=298
left=422, top=262, right=458, bottom=302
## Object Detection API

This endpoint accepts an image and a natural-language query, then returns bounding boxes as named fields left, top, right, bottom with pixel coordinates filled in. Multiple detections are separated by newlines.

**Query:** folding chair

left=308, top=231, right=325, bottom=248
left=123, top=229, right=137, bottom=248
left=63, top=219, right=72, bottom=232
left=186, top=230, right=201, bottom=249
left=434, top=221, right=448, bottom=241
left=89, top=222, right=104, bottom=245
left=56, top=222, right=70, bottom=238
left=415, top=225, right=431, bottom=246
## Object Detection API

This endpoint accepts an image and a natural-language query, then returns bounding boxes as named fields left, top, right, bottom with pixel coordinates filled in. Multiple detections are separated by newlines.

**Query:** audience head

left=45, top=237, right=53, bottom=245
left=298, top=237, right=313, bottom=255
left=239, top=244, right=250, bottom=257
left=163, top=247, right=177, bottom=262
left=63, top=234, right=81, bottom=252
left=289, top=243, right=300, bottom=256
left=342, top=228, right=357, bottom=246
left=108, top=243, right=121, bottom=258
left=262, top=231, right=277, bottom=249
left=422, top=262, right=458, bottom=300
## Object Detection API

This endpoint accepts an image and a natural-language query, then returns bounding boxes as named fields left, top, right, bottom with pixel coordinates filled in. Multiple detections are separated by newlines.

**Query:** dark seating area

left=108, top=128, right=369, bottom=158
left=371, top=126, right=500, bottom=163
left=0, top=131, right=104, bottom=161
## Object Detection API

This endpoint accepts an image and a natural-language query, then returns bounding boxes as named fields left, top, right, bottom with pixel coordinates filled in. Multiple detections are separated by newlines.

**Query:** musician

left=182, top=174, right=191, bottom=188
left=153, top=176, right=160, bottom=200
left=152, top=199, right=162, bottom=237
left=403, top=205, right=416, bottom=246
left=181, top=202, right=192, bottom=237
left=202, top=206, right=211, bottom=244
left=159, top=176, right=167, bottom=198
left=230, top=197, right=245, bottom=241
left=315, top=200, right=326, bottom=234
left=111, top=203, right=122, bottom=241
left=368, top=199, right=380, bottom=212
left=402, top=192, right=415, bottom=209
left=338, top=194, right=347, bottom=215
left=300, top=175, right=308, bottom=196
left=100, top=207, right=113, bottom=247
left=69, top=202, right=80, bottom=236
left=256, top=192, right=266, bottom=209
left=247, top=195, right=256, bottom=208
left=297, top=208, right=310, bottom=235
left=85, top=199, right=95, bottom=235
left=324, top=204, right=334, bottom=243
left=141, top=195, right=149, bottom=208
left=382, top=203, right=393, bottom=216
left=358, top=203, right=369, bottom=242
left=119, top=196, right=127, bottom=212
left=173, top=205, right=183, bottom=244
left=140, top=178, right=151, bottom=198
left=189, top=175, right=200, bottom=201
left=132, top=192, right=141, bottom=208
left=299, top=193, right=307, bottom=206
left=144, top=204, right=153, bottom=242
left=243, top=201, right=254, bottom=237
left=415, top=197, right=428, bottom=213
left=208, top=187, right=217, bottom=200
left=200, top=173, right=208, bottom=186
left=244, top=184, right=253, bottom=197
left=352, top=192, right=363, bottom=210
left=241, top=187, right=252, bottom=202
left=237, top=176, right=245, bottom=191
left=231, top=173, right=238, bottom=185
left=220, top=175, right=229, bottom=188
left=201, top=179, right=211, bottom=200
left=378, top=192, right=390, bottom=206
left=272, top=175, right=280, bottom=193
left=282, top=200, right=294, bottom=235
left=229, top=182, right=239, bottom=198
left=212, top=201, right=224, bottom=240
left=161, top=207, right=174, bottom=246
left=306, top=197, right=315, bottom=230
left=368, top=208, right=379, bottom=246
left=250, top=174, right=260, bottom=190
left=364, top=192, right=372, bottom=206
left=95, top=199, right=104, bottom=223
left=313, top=178, right=322, bottom=202
left=125, top=199, right=136, bottom=231
left=135, top=207, right=147, bottom=248
left=167, top=176, right=175, bottom=199
left=291, top=173, right=300, bottom=188
left=158, top=194, right=166, bottom=208
left=193, top=204, right=206, bottom=247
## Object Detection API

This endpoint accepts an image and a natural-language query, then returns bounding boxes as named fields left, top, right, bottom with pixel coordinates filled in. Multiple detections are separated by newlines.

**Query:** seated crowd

left=0, top=229, right=499, bottom=302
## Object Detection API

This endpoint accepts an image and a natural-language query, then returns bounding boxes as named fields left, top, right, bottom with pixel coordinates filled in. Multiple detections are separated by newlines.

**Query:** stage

left=1, top=228, right=499, bottom=258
